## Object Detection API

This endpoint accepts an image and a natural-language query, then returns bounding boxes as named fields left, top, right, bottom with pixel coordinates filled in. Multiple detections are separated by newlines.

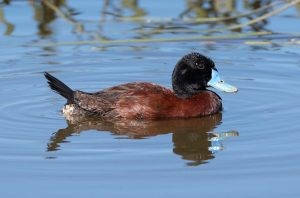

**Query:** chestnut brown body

left=72, top=82, right=222, bottom=120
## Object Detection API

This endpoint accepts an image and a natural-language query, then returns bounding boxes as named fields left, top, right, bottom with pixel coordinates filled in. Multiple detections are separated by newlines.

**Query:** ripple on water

left=216, top=50, right=300, bottom=174
left=0, top=43, right=299, bottom=174
left=0, top=75, right=63, bottom=139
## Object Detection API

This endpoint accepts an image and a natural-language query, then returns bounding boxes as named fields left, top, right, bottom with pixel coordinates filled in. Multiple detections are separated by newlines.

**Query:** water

left=1, top=1, right=300, bottom=197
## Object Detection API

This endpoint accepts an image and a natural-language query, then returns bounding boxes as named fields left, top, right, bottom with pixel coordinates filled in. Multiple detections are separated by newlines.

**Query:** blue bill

left=208, top=69, right=238, bottom=93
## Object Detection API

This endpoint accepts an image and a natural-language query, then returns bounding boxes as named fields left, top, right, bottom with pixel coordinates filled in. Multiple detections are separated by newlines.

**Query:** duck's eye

left=196, top=63, right=204, bottom=69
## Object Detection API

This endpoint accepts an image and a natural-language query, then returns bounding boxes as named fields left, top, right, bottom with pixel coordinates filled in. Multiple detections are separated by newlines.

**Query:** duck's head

left=172, top=52, right=238, bottom=98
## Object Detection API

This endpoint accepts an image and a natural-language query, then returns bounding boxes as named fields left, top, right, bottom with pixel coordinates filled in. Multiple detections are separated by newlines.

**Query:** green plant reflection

left=2, top=0, right=297, bottom=38
left=31, top=0, right=66, bottom=36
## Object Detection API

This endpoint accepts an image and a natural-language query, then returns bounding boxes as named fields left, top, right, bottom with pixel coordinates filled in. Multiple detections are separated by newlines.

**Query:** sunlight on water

left=1, top=0, right=300, bottom=197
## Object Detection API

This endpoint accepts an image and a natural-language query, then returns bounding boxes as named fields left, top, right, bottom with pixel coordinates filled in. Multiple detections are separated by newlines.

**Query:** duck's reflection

left=47, top=113, right=238, bottom=166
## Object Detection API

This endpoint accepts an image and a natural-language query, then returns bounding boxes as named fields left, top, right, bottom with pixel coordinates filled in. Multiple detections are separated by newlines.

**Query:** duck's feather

left=72, top=82, right=172, bottom=119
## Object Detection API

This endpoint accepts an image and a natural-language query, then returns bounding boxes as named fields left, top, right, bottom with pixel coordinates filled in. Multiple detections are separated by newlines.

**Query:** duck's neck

left=173, top=87, right=206, bottom=99
left=172, top=79, right=207, bottom=99
left=170, top=90, right=222, bottom=118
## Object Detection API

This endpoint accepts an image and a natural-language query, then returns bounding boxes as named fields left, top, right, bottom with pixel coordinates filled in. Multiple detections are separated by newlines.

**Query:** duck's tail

left=44, top=72, right=74, bottom=103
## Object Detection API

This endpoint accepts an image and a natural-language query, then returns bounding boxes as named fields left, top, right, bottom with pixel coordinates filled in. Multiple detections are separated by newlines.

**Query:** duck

left=44, top=52, right=238, bottom=120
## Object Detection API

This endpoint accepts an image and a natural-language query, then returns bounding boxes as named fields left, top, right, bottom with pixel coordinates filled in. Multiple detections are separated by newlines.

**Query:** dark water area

left=1, top=0, right=300, bottom=197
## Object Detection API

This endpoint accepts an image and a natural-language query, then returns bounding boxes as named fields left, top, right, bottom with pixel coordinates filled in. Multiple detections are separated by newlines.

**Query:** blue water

left=1, top=1, right=300, bottom=197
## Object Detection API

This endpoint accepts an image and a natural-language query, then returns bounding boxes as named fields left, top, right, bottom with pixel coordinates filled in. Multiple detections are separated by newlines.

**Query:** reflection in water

left=99, top=0, right=146, bottom=19
left=47, top=113, right=238, bottom=166
left=30, top=0, right=66, bottom=36
left=1, top=0, right=288, bottom=37
left=121, top=0, right=147, bottom=17
left=181, top=0, right=237, bottom=19
left=0, top=6, right=14, bottom=35
left=29, top=0, right=81, bottom=37
left=243, top=0, right=272, bottom=31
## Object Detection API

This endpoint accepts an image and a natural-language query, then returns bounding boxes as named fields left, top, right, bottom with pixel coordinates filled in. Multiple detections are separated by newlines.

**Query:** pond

left=1, top=0, right=300, bottom=197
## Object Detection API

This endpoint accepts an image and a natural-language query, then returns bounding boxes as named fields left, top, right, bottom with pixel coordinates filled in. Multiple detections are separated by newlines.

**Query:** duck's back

left=67, top=82, right=175, bottom=119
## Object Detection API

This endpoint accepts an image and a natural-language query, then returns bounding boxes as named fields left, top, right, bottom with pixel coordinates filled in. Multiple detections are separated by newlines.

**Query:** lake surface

left=1, top=0, right=300, bottom=197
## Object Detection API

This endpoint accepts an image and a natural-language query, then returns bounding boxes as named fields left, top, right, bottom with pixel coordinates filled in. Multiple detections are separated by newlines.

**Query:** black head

left=172, top=52, right=216, bottom=98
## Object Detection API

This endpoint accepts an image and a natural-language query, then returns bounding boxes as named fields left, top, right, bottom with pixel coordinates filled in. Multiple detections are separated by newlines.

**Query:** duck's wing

left=72, top=83, right=142, bottom=116
left=73, top=82, right=173, bottom=118
left=73, top=91, right=116, bottom=116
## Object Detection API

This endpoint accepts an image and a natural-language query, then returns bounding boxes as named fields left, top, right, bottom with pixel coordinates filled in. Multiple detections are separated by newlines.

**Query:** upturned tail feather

left=44, top=72, right=74, bottom=103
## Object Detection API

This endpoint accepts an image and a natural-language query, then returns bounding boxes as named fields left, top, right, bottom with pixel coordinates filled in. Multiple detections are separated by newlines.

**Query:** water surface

left=1, top=1, right=300, bottom=197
